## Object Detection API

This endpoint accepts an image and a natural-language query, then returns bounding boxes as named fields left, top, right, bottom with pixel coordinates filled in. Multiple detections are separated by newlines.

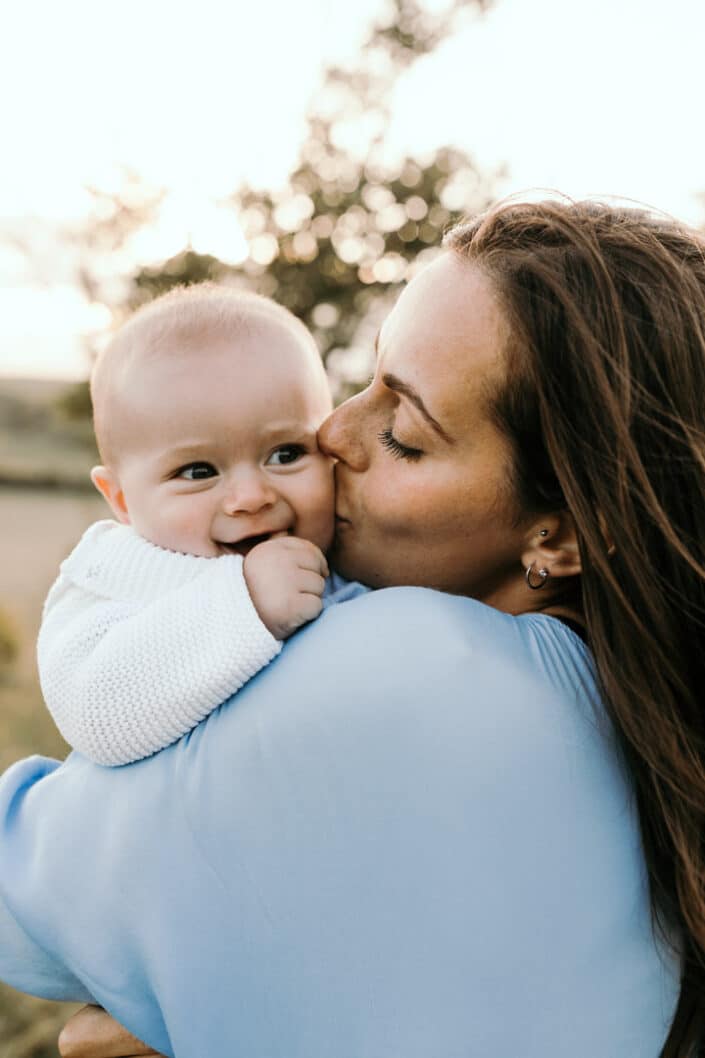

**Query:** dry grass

left=0, top=486, right=105, bottom=1056
left=0, top=988, right=82, bottom=1058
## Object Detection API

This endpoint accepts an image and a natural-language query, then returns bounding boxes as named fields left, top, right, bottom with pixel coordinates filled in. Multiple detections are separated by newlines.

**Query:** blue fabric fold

left=0, top=587, right=679, bottom=1057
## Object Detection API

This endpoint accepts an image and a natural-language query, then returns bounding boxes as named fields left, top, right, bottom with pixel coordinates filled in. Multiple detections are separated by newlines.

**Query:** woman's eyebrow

left=374, top=331, right=454, bottom=444
left=382, top=372, right=454, bottom=445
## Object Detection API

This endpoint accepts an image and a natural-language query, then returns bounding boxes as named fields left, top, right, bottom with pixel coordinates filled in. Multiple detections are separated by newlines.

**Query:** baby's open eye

left=267, top=444, right=306, bottom=466
left=176, top=461, right=218, bottom=481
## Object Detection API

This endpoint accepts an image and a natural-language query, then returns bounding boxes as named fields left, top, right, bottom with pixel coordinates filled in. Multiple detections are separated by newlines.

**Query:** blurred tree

left=57, top=0, right=500, bottom=412
left=53, top=381, right=94, bottom=422
left=0, top=607, right=19, bottom=671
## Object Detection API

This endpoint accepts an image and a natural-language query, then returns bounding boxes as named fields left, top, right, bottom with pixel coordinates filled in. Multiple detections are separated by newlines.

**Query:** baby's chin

left=214, top=533, right=274, bottom=558
left=139, top=532, right=223, bottom=559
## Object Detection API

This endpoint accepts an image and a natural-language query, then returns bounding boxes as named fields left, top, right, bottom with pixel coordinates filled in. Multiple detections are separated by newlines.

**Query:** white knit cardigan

left=37, top=520, right=281, bottom=766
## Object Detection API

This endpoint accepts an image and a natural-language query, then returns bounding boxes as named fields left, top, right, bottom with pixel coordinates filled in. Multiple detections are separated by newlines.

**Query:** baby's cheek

left=314, top=499, right=336, bottom=546
left=303, top=468, right=336, bottom=549
left=160, top=502, right=215, bottom=555
left=312, top=458, right=335, bottom=501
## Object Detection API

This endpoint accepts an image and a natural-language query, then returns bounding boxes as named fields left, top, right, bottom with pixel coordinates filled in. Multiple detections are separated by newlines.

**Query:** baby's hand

left=243, top=535, right=330, bottom=640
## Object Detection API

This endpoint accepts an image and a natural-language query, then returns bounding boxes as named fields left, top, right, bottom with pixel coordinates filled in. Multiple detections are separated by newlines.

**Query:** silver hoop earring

left=526, top=562, right=550, bottom=590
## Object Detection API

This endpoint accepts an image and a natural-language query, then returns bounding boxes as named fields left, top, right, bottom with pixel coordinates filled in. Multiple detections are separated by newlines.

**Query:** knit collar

left=60, top=520, right=231, bottom=603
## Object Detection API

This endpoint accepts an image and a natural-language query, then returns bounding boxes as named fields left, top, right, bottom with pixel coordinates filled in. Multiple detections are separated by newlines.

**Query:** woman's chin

left=329, top=531, right=369, bottom=585
left=329, top=541, right=389, bottom=591
left=328, top=534, right=352, bottom=576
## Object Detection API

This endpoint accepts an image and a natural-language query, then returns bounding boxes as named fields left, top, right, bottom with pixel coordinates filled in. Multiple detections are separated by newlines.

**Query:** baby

left=38, top=284, right=360, bottom=765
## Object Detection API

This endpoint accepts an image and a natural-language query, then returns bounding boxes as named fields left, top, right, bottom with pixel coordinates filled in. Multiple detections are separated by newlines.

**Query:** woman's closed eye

left=377, top=427, right=423, bottom=462
left=175, top=461, right=218, bottom=481
left=266, top=444, right=306, bottom=466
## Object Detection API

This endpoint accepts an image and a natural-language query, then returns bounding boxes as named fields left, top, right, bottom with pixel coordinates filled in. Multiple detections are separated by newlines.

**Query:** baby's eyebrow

left=162, top=442, right=213, bottom=458
left=259, top=422, right=318, bottom=442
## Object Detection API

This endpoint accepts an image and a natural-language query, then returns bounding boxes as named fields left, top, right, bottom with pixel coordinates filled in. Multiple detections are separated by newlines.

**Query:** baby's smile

left=217, top=530, right=286, bottom=557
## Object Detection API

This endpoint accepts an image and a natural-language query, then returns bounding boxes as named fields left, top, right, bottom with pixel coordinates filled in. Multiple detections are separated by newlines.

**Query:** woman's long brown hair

left=447, top=199, right=705, bottom=1057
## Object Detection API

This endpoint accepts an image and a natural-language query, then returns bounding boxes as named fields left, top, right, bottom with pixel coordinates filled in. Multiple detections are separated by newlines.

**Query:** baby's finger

left=317, top=549, right=330, bottom=578
left=291, top=543, right=329, bottom=578
left=266, top=535, right=329, bottom=577
left=294, top=593, right=324, bottom=624
left=294, top=571, right=327, bottom=598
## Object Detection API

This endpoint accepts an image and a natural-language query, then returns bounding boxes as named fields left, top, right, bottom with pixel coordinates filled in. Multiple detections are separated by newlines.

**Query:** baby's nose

left=222, top=470, right=276, bottom=515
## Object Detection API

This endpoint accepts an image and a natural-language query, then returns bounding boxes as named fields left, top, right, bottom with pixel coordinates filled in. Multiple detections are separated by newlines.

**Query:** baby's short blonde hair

left=91, top=284, right=322, bottom=465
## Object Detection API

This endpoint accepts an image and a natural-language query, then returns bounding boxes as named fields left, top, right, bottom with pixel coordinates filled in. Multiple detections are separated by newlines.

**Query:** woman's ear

left=90, top=466, right=130, bottom=525
left=520, top=510, right=582, bottom=582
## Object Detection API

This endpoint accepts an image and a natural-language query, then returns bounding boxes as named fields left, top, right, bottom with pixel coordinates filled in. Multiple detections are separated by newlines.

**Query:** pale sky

left=1, top=0, right=704, bottom=379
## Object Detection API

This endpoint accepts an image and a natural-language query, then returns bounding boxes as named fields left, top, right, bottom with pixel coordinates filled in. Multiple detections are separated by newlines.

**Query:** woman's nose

left=222, top=469, right=276, bottom=516
left=318, top=394, right=368, bottom=470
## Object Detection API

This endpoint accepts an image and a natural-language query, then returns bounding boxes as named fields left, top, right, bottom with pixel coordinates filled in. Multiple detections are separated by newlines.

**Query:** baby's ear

left=90, top=466, right=130, bottom=525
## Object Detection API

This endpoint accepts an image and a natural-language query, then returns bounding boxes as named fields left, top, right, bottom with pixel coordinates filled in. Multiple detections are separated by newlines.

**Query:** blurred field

left=0, top=481, right=105, bottom=1055
left=0, top=377, right=101, bottom=755
left=0, top=485, right=105, bottom=767
left=0, top=378, right=97, bottom=490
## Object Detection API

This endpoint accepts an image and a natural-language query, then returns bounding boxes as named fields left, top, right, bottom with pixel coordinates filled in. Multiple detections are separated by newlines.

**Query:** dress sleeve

left=0, top=758, right=93, bottom=1003
left=0, top=891, right=93, bottom=1003
left=38, top=530, right=281, bottom=766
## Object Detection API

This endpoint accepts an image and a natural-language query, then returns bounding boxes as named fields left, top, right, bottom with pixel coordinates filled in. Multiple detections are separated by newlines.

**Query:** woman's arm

left=59, top=1006, right=162, bottom=1058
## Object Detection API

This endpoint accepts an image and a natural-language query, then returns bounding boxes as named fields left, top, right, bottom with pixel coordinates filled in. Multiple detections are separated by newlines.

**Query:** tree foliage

left=59, top=0, right=498, bottom=410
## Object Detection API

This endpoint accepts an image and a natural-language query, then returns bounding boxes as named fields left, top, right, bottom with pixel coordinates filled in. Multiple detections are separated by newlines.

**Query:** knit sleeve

left=37, top=533, right=281, bottom=766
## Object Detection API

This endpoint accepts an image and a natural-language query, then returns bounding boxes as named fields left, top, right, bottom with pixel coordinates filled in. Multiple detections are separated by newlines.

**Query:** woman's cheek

left=375, top=468, right=440, bottom=533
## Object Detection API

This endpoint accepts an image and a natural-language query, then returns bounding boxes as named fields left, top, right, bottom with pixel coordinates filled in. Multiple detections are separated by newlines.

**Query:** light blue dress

left=0, top=587, right=679, bottom=1057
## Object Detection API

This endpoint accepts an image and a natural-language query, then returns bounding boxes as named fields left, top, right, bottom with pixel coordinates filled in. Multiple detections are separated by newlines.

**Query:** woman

left=0, top=197, right=701, bottom=1057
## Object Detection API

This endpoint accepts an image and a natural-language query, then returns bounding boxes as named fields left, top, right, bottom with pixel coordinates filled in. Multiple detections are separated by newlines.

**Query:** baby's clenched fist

left=243, top=535, right=330, bottom=640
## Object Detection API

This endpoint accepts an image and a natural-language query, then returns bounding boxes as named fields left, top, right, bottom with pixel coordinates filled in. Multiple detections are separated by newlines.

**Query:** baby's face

left=102, top=324, right=335, bottom=558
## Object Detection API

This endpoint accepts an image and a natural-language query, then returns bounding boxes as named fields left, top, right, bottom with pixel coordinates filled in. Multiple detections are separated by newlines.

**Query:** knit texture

left=37, top=520, right=281, bottom=766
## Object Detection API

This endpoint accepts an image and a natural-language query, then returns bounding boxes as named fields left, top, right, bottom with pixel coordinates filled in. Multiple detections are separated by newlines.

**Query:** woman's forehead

left=379, top=253, right=508, bottom=414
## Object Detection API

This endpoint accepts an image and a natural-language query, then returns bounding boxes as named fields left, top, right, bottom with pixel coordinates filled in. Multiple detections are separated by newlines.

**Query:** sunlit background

left=1, top=0, right=704, bottom=380
left=1, top=1, right=704, bottom=1053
